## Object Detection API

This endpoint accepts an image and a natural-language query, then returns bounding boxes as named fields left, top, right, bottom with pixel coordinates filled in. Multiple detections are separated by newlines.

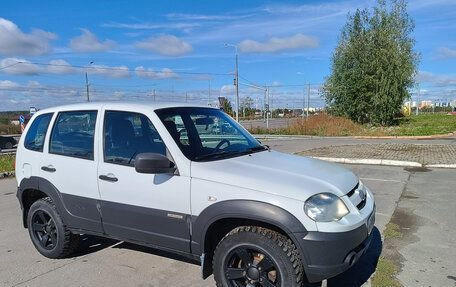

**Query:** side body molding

left=17, top=176, right=103, bottom=234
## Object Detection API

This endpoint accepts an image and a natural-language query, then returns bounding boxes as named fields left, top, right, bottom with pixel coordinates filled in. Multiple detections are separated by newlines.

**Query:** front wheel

left=27, top=197, right=79, bottom=258
left=213, top=226, right=304, bottom=287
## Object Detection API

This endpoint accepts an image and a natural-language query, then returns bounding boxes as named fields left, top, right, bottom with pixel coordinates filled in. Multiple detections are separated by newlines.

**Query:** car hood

left=191, top=150, right=358, bottom=201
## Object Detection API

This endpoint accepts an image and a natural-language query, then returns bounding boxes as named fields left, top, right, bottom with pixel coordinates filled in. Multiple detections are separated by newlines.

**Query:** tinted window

left=104, top=111, right=166, bottom=166
left=49, top=111, right=97, bottom=160
left=24, top=113, right=53, bottom=152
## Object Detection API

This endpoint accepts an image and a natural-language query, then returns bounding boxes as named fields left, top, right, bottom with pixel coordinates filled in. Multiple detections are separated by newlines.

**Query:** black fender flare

left=18, top=176, right=68, bottom=228
left=18, top=176, right=102, bottom=233
left=191, top=200, right=310, bottom=277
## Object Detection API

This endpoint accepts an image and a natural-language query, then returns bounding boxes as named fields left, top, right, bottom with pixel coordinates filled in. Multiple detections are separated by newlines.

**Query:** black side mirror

left=135, top=153, right=176, bottom=174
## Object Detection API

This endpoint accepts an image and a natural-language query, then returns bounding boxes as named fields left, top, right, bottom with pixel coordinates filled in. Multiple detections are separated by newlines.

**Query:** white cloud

left=134, top=34, right=193, bottom=56
left=70, top=28, right=116, bottom=52
left=47, top=59, right=79, bottom=74
left=0, top=58, right=131, bottom=79
left=0, top=58, right=42, bottom=75
left=88, top=65, right=130, bottom=79
left=436, top=47, right=456, bottom=59
left=417, top=71, right=456, bottom=87
left=135, top=66, right=179, bottom=79
left=0, top=18, right=56, bottom=56
left=272, top=81, right=282, bottom=87
left=239, top=33, right=319, bottom=53
left=0, top=80, right=20, bottom=90
left=221, top=85, right=236, bottom=94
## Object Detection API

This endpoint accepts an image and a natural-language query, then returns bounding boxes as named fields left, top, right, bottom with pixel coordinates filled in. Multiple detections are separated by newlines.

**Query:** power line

left=3, top=60, right=232, bottom=77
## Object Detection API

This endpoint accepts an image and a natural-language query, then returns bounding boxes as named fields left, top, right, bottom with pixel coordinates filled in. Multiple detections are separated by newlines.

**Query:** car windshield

left=155, top=107, right=267, bottom=161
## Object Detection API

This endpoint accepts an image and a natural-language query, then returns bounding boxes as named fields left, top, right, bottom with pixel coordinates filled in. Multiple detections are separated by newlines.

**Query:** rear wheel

left=213, top=226, right=304, bottom=287
left=27, top=197, right=79, bottom=258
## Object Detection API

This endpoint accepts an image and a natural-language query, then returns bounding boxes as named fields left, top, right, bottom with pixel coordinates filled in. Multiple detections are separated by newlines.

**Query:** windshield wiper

left=194, top=150, right=244, bottom=161
left=194, top=145, right=269, bottom=161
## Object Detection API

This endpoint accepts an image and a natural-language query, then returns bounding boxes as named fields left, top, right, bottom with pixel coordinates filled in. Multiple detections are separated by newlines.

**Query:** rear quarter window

left=24, top=113, right=53, bottom=152
left=49, top=111, right=97, bottom=160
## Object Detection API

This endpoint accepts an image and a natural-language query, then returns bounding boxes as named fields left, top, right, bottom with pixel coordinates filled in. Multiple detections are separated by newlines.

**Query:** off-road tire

left=27, top=197, right=79, bottom=258
left=213, top=226, right=304, bottom=287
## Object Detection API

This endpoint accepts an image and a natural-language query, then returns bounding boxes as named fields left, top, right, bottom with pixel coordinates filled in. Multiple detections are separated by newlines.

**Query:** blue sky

left=1, top=0, right=456, bottom=111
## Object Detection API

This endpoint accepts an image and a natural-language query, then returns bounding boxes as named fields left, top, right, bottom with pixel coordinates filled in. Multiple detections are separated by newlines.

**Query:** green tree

left=221, top=98, right=234, bottom=117
left=322, top=0, right=419, bottom=126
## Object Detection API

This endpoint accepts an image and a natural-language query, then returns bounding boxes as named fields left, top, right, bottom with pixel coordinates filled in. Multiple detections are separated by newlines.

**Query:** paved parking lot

left=0, top=163, right=415, bottom=287
left=1, top=135, right=454, bottom=286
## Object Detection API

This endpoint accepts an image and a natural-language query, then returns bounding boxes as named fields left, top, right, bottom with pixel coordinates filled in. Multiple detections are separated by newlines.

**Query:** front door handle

left=41, top=166, right=56, bottom=172
left=99, top=175, right=118, bottom=182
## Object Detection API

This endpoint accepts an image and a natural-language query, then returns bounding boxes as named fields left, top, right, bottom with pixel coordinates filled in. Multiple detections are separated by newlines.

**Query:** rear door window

left=24, top=113, right=53, bottom=152
left=49, top=111, right=97, bottom=160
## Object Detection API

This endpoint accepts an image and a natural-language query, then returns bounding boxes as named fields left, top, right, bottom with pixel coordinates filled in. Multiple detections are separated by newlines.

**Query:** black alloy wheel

left=31, top=210, right=58, bottom=250
left=213, top=226, right=304, bottom=287
left=27, top=197, right=79, bottom=258
left=224, top=246, right=281, bottom=287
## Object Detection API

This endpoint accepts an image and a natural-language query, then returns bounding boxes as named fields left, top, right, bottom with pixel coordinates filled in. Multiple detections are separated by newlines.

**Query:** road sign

left=20, top=115, right=25, bottom=123
left=21, top=122, right=25, bottom=133
left=30, top=107, right=37, bottom=116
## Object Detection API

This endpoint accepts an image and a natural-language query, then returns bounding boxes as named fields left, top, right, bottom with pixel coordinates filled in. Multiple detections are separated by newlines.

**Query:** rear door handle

left=41, top=166, right=56, bottom=172
left=99, top=175, right=118, bottom=182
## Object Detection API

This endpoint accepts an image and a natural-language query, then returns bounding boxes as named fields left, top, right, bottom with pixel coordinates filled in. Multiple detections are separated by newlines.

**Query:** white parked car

left=16, top=102, right=375, bottom=286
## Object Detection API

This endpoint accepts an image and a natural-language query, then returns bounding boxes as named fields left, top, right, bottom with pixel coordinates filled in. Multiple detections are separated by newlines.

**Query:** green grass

left=371, top=257, right=402, bottom=287
left=364, top=114, right=456, bottom=136
left=249, top=113, right=456, bottom=137
left=383, top=222, right=403, bottom=238
left=0, top=155, right=15, bottom=173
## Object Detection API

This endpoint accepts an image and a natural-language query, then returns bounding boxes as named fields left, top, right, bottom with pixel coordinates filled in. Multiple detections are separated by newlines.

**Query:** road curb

left=309, top=156, right=456, bottom=169
left=354, top=131, right=456, bottom=139
left=310, top=157, right=423, bottom=167
left=0, top=171, right=15, bottom=179
left=426, top=164, right=456, bottom=169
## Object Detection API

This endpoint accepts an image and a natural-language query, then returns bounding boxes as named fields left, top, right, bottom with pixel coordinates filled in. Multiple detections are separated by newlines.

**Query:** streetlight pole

left=224, top=43, right=239, bottom=122
left=85, top=61, right=94, bottom=102
left=85, top=72, right=90, bottom=102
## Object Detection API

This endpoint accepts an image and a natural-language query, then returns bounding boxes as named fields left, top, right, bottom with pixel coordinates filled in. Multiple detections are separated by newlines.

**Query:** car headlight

left=304, top=193, right=349, bottom=222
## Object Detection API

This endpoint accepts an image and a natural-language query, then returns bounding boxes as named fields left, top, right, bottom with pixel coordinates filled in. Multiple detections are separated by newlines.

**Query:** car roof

left=34, top=101, right=216, bottom=114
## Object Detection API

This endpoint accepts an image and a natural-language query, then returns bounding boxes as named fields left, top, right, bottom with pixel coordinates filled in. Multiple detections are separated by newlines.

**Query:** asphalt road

left=0, top=164, right=425, bottom=287
left=0, top=138, right=454, bottom=286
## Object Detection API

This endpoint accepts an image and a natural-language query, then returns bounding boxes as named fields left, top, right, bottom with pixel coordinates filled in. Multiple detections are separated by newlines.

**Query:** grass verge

left=248, top=113, right=456, bottom=137
left=383, top=222, right=403, bottom=239
left=0, top=155, right=15, bottom=173
left=371, top=257, right=402, bottom=287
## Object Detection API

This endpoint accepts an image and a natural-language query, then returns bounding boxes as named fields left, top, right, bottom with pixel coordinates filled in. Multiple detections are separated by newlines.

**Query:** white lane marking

left=360, top=177, right=405, bottom=183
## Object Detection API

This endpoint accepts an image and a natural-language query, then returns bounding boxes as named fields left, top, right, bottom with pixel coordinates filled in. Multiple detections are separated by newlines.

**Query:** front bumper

left=293, top=211, right=375, bottom=283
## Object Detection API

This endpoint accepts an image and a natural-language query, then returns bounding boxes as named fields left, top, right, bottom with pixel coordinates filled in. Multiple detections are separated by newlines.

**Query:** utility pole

left=208, top=79, right=211, bottom=105
left=185, top=92, right=188, bottom=103
left=307, top=82, right=310, bottom=118
left=266, top=87, right=270, bottom=129
left=224, top=43, right=239, bottom=121
left=416, top=82, right=420, bottom=115
left=85, top=72, right=90, bottom=102
left=302, top=82, right=305, bottom=118
left=153, top=89, right=156, bottom=101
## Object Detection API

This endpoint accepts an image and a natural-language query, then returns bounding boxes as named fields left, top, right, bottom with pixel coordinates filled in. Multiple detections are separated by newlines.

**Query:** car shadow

left=304, top=226, right=383, bottom=287
left=70, top=228, right=382, bottom=287
left=112, top=241, right=200, bottom=265
left=71, top=234, right=119, bottom=257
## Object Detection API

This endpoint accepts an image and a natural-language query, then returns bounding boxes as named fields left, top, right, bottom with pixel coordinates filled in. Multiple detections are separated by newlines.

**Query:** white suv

left=16, top=102, right=375, bottom=286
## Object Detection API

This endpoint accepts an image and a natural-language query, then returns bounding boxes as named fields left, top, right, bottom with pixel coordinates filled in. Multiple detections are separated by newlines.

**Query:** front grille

left=346, top=182, right=366, bottom=210
left=346, top=183, right=359, bottom=197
